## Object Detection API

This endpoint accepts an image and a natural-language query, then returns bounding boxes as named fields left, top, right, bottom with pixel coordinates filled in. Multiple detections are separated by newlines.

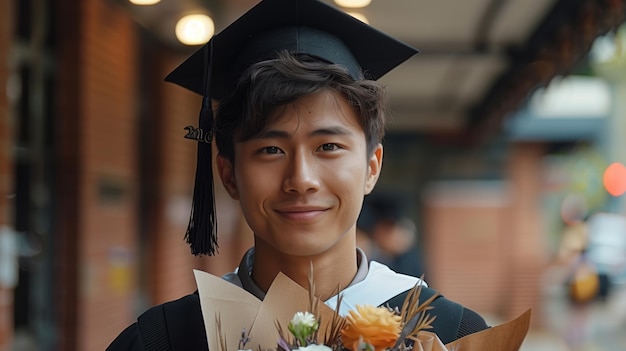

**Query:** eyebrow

left=252, top=126, right=354, bottom=140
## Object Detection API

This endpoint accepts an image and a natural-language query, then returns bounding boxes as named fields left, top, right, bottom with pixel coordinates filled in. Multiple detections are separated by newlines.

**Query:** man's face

left=217, top=89, right=382, bottom=257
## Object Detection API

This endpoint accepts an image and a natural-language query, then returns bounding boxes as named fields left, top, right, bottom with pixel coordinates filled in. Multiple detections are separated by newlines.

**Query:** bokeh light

left=334, top=0, right=372, bottom=8
left=129, top=0, right=161, bottom=5
left=603, top=162, right=626, bottom=196
left=175, top=14, right=215, bottom=46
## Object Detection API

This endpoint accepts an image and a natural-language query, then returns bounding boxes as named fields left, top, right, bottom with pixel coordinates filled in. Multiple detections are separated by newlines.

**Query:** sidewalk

left=521, top=331, right=569, bottom=351
left=519, top=281, right=626, bottom=351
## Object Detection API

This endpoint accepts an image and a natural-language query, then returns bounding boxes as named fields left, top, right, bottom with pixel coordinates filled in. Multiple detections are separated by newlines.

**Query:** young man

left=107, top=0, right=489, bottom=349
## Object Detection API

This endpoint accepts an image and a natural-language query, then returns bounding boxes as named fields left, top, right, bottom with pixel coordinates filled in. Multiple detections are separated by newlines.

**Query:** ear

left=364, top=144, right=383, bottom=195
left=216, top=155, right=240, bottom=200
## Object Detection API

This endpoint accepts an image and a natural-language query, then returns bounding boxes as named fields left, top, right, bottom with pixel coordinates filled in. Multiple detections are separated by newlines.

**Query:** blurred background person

left=557, top=220, right=598, bottom=351
left=357, top=194, right=426, bottom=278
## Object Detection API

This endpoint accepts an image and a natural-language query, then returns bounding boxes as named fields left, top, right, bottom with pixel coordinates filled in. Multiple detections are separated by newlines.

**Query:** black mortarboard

left=165, top=0, right=418, bottom=256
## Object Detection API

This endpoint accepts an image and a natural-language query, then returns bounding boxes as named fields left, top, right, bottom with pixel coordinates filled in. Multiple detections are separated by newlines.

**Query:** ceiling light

left=334, top=0, right=372, bottom=9
left=129, top=0, right=161, bottom=5
left=175, top=14, right=215, bottom=46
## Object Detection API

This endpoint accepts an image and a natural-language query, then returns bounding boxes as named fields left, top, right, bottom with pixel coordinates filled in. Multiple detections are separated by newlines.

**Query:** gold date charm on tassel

left=184, top=125, right=213, bottom=143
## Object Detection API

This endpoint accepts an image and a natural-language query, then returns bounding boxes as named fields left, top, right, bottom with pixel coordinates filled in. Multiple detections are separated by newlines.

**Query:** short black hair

left=215, top=51, right=388, bottom=162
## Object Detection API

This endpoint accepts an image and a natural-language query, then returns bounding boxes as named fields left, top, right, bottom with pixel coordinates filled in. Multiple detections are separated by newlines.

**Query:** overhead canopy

left=118, top=0, right=626, bottom=143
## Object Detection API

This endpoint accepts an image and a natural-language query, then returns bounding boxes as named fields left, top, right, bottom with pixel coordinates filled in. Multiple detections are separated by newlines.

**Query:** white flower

left=288, top=311, right=320, bottom=346
left=290, top=311, right=317, bottom=328
left=297, top=344, right=332, bottom=351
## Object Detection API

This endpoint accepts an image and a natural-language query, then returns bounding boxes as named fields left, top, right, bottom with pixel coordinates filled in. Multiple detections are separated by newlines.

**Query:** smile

left=275, top=206, right=328, bottom=221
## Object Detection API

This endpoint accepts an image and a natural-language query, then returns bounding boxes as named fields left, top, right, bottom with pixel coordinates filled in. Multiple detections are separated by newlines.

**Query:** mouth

left=274, top=205, right=329, bottom=221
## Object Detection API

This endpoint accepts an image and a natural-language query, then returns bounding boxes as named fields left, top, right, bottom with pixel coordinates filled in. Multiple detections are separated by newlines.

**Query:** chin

left=278, top=244, right=329, bottom=258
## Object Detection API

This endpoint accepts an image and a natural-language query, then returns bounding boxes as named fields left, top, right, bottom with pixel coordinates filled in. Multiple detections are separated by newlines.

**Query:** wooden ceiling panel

left=380, top=56, right=457, bottom=100
left=361, top=0, right=494, bottom=43
left=451, top=54, right=508, bottom=106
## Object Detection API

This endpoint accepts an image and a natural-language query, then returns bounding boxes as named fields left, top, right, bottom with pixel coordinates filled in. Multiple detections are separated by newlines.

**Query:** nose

left=282, top=150, right=320, bottom=194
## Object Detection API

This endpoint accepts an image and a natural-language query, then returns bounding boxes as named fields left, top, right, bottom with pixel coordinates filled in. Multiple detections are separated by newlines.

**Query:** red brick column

left=423, top=181, right=510, bottom=317
left=505, top=142, right=547, bottom=324
left=0, top=0, right=14, bottom=349
left=55, top=0, right=140, bottom=349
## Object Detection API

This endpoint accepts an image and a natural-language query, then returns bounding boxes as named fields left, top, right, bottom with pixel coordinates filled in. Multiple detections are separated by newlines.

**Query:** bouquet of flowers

left=193, top=269, right=530, bottom=351
left=263, top=267, right=441, bottom=351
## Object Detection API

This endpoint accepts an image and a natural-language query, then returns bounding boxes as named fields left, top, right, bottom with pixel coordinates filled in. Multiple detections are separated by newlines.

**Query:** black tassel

left=185, top=42, right=218, bottom=256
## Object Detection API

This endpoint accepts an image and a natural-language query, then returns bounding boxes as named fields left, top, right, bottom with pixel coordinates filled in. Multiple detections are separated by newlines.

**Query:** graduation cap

left=165, top=0, right=418, bottom=256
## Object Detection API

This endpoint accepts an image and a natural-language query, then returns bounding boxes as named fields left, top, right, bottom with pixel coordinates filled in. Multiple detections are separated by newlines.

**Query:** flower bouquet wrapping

left=193, top=269, right=531, bottom=351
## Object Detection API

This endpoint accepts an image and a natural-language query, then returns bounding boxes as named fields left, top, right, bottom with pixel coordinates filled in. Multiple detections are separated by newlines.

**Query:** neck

left=251, top=237, right=358, bottom=301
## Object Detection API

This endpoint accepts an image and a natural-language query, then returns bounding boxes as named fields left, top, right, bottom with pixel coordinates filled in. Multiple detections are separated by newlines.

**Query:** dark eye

left=320, top=143, right=338, bottom=151
left=263, top=146, right=281, bottom=154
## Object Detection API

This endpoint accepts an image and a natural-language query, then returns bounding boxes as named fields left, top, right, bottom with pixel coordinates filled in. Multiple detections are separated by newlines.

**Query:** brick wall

left=423, top=181, right=510, bottom=316
left=55, top=0, right=140, bottom=349
left=0, top=0, right=14, bottom=348
left=423, top=143, right=547, bottom=327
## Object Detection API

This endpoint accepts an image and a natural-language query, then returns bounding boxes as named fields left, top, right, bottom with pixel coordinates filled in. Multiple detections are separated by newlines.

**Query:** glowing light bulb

left=334, top=0, right=372, bottom=8
left=129, top=0, right=161, bottom=5
left=176, top=14, right=215, bottom=46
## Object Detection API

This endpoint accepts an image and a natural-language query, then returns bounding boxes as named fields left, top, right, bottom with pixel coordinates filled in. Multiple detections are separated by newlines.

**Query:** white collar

left=221, top=247, right=426, bottom=316
left=325, top=261, right=426, bottom=316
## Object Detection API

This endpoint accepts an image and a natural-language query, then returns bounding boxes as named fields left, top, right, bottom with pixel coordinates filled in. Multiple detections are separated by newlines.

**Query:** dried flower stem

left=393, top=275, right=439, bottom=348
left=324, top=292, right=346, bottom=349
left=308, top=261, right=320, bottom=315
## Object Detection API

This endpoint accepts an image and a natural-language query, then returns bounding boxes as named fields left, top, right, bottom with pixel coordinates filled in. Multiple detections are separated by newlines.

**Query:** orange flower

left=341, top=305, right=402, bottom=351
